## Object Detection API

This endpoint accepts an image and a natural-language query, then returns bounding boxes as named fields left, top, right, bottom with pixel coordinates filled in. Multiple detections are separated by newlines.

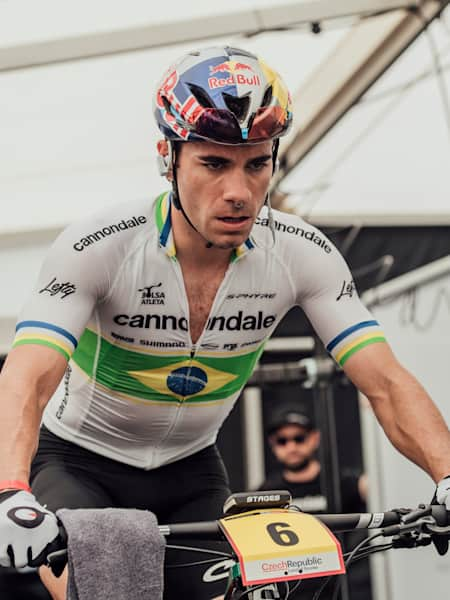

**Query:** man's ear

left=310, top=430, right=321, bottom=450
left=156, top=139, right=172, bottom=179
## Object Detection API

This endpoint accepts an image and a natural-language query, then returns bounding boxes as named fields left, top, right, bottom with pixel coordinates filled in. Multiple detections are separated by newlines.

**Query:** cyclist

left=0, top=45, right=449, bottom=600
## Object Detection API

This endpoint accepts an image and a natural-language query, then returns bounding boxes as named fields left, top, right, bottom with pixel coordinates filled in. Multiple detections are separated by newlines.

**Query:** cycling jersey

left=13, top=192, right=386, bottom=468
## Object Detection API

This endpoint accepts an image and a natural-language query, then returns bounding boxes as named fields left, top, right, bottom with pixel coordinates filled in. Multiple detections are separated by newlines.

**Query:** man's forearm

left=0, top=345, right=68, bottom=484
left=368, top=368, right=450, bottom=482
left=0, top=380, right=43, bottom=483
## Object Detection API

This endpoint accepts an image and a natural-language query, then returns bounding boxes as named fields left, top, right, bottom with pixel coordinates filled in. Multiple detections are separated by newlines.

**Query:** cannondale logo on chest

left=113, top=310, right=276, bottom=331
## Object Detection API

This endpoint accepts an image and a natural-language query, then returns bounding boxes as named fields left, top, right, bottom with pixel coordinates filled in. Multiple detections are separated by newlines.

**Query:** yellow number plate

left=219, top=509, right=345, bottom=585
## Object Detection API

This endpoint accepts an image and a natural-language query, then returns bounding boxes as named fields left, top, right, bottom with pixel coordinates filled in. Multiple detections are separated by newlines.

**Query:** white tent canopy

left=1, top=0, right=450, bottom=235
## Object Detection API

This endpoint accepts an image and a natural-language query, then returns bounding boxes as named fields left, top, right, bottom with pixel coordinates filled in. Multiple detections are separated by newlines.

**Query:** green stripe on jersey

left=72, top=328, right=264, bottom=404
left=339, top=336, right=386, bottom=366
left=13, top=338, right=70, bottom=361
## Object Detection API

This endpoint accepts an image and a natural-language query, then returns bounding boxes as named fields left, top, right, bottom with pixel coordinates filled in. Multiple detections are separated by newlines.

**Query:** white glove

left=436, top=476, right=450, bottom=510
left=0, top=490, right=60, bottom=569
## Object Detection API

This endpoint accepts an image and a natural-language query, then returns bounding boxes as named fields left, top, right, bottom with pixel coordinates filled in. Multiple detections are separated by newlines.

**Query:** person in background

left=259, top=407, right=370, bottom=600
left=259, top=407, right=367, bottom=512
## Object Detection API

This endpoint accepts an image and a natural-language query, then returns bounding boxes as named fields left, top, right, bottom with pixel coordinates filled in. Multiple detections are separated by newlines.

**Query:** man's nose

left=285, top=439, right=300, bottom=448
left=222, top=168, right=251, bottom=204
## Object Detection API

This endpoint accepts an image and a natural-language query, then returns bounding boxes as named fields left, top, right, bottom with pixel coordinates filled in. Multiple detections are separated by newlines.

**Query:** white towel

left=57, top=508, right=165, bottom=600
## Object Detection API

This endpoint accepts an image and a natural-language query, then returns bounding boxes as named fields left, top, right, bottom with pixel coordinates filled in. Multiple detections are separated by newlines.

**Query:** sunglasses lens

left=194, top=109, right=243, bottom=143
left=248, top=106, right=286, bottom=141
left=193, top=106, right=287, bottom=144
left=275, top=434, right=307, bottom=446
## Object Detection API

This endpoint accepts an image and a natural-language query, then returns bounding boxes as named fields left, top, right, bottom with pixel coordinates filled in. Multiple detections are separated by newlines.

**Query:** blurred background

left=1, top=1, right=450, bottom=599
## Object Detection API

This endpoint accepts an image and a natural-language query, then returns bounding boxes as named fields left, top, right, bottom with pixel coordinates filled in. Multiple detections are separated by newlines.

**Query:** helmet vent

left=161, top=95, right=173, bottom=115
left=261, top=85, right=273, bottom=107
left=187, top=83, right=215, bottom=108
left=222, top=93, right=250, bottom=123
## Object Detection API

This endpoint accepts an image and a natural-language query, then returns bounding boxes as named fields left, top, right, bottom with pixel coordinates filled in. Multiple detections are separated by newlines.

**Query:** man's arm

left=343, top=342, right=450, bottom=483
left=0, top=345, right=67, bottom=485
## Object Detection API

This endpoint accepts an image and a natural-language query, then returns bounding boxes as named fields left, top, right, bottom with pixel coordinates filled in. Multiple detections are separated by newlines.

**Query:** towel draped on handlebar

left=57, top=507, right=166, bottom=600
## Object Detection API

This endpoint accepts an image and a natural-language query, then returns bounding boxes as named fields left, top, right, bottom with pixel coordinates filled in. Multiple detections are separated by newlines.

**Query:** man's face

left=269, top=424, right=319, bottom=470
left=170, top=140, right=273, bottom=249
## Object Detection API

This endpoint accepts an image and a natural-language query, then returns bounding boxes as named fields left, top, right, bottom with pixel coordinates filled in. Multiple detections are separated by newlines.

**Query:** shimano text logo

left=139, top=339, right=186, bottom=349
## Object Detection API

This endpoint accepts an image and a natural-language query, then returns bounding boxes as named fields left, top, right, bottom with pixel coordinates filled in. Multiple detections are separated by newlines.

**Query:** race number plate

left=219, top=509, right=345, bottom=585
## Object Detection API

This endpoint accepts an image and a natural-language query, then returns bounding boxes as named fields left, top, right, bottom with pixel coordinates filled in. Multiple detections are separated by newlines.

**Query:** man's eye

left=249, top=161, right=270, bottom=171
left=204, top=161, right=225, bottom=170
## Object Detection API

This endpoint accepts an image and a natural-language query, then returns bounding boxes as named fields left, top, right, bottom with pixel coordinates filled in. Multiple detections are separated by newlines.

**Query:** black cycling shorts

left=30, top=426, right=231, bottom=600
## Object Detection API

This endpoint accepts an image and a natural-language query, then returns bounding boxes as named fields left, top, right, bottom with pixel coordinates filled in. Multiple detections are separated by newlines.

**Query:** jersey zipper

left=152, top=256, right=237, bottom=454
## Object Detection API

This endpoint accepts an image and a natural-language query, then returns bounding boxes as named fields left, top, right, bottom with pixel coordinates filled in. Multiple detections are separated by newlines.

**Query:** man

left=259, top=407, right=370, bottom=599
left=0, top=45, right=449, bottom=600
left=259, top=407, right=367, bottom=513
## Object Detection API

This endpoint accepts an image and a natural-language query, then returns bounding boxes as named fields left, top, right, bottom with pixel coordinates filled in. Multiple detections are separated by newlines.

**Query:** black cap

left=266, top=408, right=315, bottom=436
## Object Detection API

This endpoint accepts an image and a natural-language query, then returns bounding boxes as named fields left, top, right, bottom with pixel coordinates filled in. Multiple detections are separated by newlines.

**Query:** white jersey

left=13, top=192, right=386, bottom=469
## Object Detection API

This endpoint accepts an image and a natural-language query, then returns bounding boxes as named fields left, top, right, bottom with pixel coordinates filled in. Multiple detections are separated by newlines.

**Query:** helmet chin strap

left=169, top=138, right=280, bottom=249
left=169, top=142, right=215, bottom=248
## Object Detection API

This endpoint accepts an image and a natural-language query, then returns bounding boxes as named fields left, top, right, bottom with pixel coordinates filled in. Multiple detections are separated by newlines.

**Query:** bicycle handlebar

left=158, top=505, right=450, bottom=539
left=45, top=503, right=450, bottom=574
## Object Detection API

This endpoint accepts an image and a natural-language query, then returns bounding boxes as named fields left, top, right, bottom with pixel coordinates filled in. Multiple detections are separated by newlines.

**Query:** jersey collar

left=155, top=191, right=255, bottom=261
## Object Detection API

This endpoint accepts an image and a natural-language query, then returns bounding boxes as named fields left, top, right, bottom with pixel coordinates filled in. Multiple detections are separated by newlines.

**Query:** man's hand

left=436, top=476, right=450, bottom=510
left=431, top=476, right=450, bottom=556
left=0, top=489, right=60, bottom=568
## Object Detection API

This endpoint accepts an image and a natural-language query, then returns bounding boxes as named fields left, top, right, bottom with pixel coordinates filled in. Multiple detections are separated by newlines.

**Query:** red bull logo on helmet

left=209, top=61, right=254, bottom=75
left=209, top=74, right=261, bottom=89
left=208, top=60, right=260, bottom=88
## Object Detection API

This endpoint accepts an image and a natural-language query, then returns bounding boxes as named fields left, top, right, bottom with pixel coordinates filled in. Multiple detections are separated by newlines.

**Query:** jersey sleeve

left=12, top=221, right=111, bottom=362
left=293, top=225, right=387, bottom=368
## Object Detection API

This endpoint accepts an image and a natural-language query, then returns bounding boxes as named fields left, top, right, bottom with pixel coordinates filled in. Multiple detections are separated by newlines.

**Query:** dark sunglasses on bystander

left=274, top=433, right=308, bottom=446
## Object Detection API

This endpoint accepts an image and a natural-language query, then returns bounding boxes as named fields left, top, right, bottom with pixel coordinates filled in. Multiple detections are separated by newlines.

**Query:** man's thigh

left=30, top=428, right=113, bottom=511
left=31, top=465, right=113, bottom=511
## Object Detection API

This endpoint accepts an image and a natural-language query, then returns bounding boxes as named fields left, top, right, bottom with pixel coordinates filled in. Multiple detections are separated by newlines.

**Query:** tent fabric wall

left=273, top=224, right=450, bottom=338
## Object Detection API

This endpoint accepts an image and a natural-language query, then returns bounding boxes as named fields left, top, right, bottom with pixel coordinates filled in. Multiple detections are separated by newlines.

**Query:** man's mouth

left=217, top=216, right=249, bottom=223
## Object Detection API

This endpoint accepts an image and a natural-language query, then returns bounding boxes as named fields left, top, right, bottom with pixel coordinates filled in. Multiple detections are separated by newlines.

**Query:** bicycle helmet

left=154, top=45, right=293, bottom=144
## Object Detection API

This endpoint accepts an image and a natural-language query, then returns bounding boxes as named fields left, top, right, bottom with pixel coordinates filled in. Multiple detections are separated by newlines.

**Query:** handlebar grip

left=430, top=505, right=450, bottom=526
left=159, top=520, right=221, bottom=539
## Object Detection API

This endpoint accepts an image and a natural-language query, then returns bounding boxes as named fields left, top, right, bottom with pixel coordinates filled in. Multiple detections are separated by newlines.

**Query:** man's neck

left=283, top=459, right=321, bottom=484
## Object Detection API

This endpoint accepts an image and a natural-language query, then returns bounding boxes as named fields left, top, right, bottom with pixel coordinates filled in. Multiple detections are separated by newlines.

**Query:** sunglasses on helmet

left=193, top=106, right=288, bottom=144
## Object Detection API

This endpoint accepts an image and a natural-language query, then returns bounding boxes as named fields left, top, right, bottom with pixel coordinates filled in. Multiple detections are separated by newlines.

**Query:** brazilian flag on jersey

left=72, top=329, right=264, bottom=404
